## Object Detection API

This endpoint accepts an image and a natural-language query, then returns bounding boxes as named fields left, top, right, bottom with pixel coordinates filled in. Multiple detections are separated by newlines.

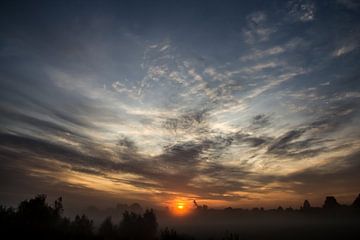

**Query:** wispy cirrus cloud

left=0, top=0, right=360, bottom=208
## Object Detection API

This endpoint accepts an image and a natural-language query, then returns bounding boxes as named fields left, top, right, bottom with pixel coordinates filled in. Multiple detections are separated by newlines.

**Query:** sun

left=169, top=199, right=191, bottom=216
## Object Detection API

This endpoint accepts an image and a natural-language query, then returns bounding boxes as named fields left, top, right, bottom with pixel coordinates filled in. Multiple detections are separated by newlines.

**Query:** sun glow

left=169, top=199, right=192, bottom=216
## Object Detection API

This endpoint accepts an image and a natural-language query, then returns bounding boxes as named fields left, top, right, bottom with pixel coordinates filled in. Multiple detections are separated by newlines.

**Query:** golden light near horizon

left=169, top=199, right=192, bottom=217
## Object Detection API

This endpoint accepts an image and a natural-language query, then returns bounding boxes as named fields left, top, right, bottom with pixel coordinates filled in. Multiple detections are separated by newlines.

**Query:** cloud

left=267, top=128, right=307, bottom=154
left=0, top=124, right=274, bottom=202
left=0, top=133, right=108, bottom=169
left=112, top=81, right=133, bottom=93
left=266, top=97, right=359, bottom=159
left=278, top=150, right=360, bottom=195
left=240, top=38, right=305, bottom=62
left=162, top=109, right=209, bottom=134
left=287, top=0, right=316, bottom=22
left=117, top=137, right=137, bottom=152
left=241, top=135, right=272, bottom=147
left=337, top=0, right=360, bottom=10
left=252, top=114, right=271, bottom=128
left=332, top=43, right=358, bottom=57
left=240, top=46, right=285, bottom=62
left=243, top=12, right=276, bottom=44
left=1, top=0, right=360, bottom=207
left=320, top=81, right=330, bottom=86
left=0, top=107, right=81, bottom=137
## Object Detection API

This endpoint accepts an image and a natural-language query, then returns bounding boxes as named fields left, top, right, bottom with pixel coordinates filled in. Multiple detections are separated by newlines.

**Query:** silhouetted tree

left=193, top=200, right=208, bottom=211
left=160, top=227, right=194, bottom=240
left=98, top=216, right=117, bottom=240
left=161, top=227, right=178, bottom=240
left=71, top=214, right=94, bottom=237
left=302, top=200, right=311, bottom=210
left=17, top=194, right=60, bottom=224
left=323, top=196, right=340, bottom=209
left=143, top=209, right=158, bottom=239
left=222, top=232, right=240, bottom=240
left=119, top=209, right=158, bottom=240
left=0, top=205, right=16, bottom=235
left=252, top=207, right=260, bottom=212
left=54, top=197, right=64, bottom=216
left=224, top=207, right=233, bottom=211
left=285, top=207, right=294, bottom=212
left=352, top=194, right=360, bottom=208
left=119, top=211, right=140, bottom=239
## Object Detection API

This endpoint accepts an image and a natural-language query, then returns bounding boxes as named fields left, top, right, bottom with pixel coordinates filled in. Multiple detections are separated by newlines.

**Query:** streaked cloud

left=0, top=0, right=359, bottom=208
left=333, top=43, right=358, bottom=57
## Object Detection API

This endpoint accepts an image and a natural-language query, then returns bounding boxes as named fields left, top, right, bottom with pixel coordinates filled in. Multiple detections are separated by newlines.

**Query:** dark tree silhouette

left=222, top=232, right=240, bottom=240
left=71, top=214, right=94, bottom=237
left=98, top=216, right=117, bottom=240
left=143, top=209, right=158, bottom=239
left=160, top=227, right=194, bottom=240
left=352, top=194, right=360, bottom=208
left=193, top=200, right=208, bottom=211
left=161, top=227, right=179, bottom=240
left=119, top=209, right=158, bottom=240
left=323, top=196, right=340, bottom=209
left=17, top=194, right=62, bottom=225
left=302, top=200, right=311, bottom=210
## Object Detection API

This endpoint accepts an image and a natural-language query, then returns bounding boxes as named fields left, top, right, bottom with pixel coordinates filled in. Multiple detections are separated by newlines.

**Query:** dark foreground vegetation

left=1, top=194, right=360, bottom=240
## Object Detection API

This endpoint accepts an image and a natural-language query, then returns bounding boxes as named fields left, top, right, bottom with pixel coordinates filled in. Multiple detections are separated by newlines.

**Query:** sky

left=0, top=0, right=360, bottom=210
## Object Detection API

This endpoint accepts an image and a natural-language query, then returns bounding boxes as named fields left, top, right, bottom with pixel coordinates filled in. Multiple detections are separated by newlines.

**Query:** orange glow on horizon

left=169, top=199, right=192, bottom=217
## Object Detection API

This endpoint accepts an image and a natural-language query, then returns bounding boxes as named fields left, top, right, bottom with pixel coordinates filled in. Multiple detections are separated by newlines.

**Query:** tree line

left=0, top=194, right=193, bottom=240
left=1, top=194, right=360, bottom=240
